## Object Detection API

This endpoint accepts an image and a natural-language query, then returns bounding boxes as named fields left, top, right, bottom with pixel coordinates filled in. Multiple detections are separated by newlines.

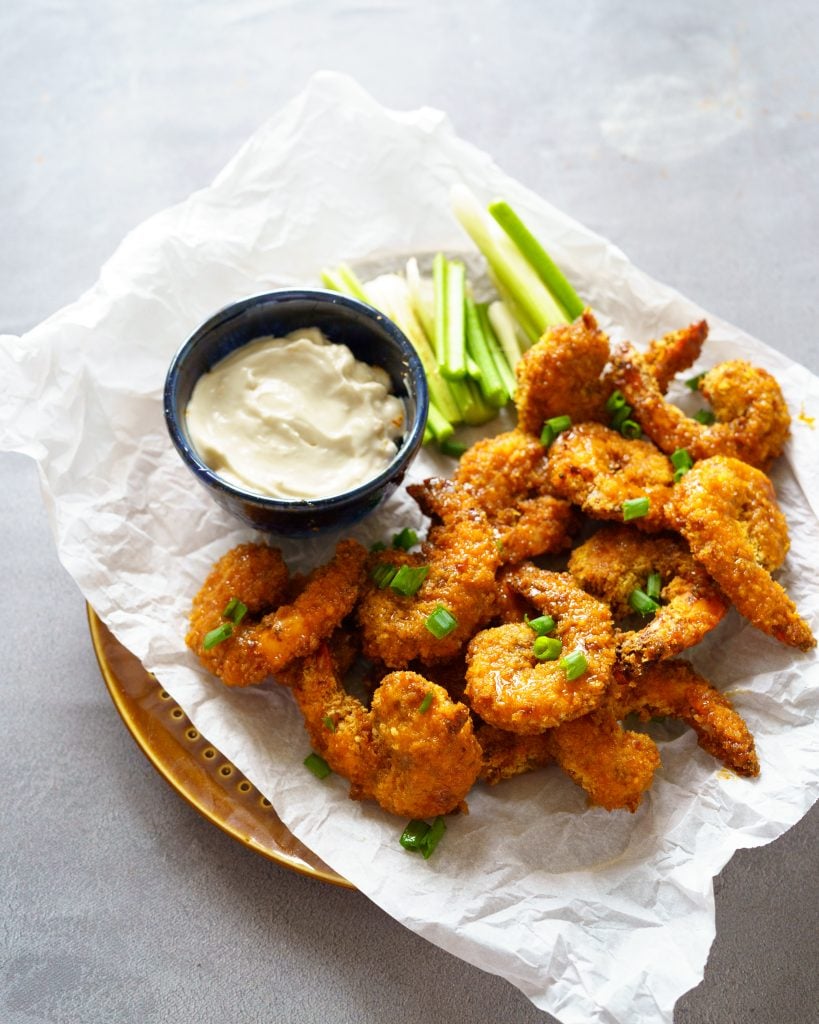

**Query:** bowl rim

left=163, top=287, right=429, bottom=513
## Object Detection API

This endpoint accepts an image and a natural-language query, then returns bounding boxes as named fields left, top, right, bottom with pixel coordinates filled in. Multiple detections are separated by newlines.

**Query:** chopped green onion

left=371, top=562, right=398, bottom=589
left=629, top=588, right=660, bottom=615
left=610, top=403, right=633, bottom=429
left=438, top=438, right=468, bottom=458
left=533, top=635, right=563, bottom=661
left=619, top=419, right=642, bottom=440
left=390, top=564, right=430, bottom=597
left=686, top=372, right=705, bottom=391
left=671, top=448, right=693, bottom=471
left=304, top=752, right=331, bottom=779
left=322, top=715, right=336, bottom=732
left=623, top=497, right=650, bottom=521
left=560, top=650, right=588, bottom=680
left=605, top=390, right=628, bottom=414
left=694, top=408, right=716, bottom=425
left=425, top=604, right=458, bottom=638
left=370, top=540, right=387, bottom=552
left=400, top=819, right=430, bottom=851
left=645, top=571, right=662, bottom=601
left=222, top=598, right=248, bottom=625
left=392, top=527, right=419, bottom=551
left=418, top=692, right=434, bottom=713
left=203, top=622, right=233, bottom=650
left=540, top=414, right=572, bottom=448
left=525, top=614, right=556, bottom=636
left=420, top=815, right=446, bottom=858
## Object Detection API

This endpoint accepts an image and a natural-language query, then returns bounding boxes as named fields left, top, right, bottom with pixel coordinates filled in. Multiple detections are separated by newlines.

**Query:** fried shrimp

left=476, top=723, right=553, bottom=785
left=609, top=343, right=791, bottom=470
left=546, top=708, right=661, bottom=812
left=465, top=566, right=616, bottom=733
left=610, top=660, right=760, bottom=777
left=289, top=643, right=482, bottom=818
left=417, top=431, right=578, bottom=563
left=640, top=319, right=708, bottom=394
left=515, top=309, right=611, bottom=433
left=667, top=456, right=815, bottom=651
left=568, top=525, right=729, bottom=666
left=186, top=543, right=290, bottom=686
left=357, top=480, right=501, bottom=667
left=545, top=422, right=675, bottom=530
left=256, top=538, right=369, bottom=673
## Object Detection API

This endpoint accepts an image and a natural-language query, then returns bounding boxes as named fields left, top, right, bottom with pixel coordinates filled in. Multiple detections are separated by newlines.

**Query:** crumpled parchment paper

left=2, top=71, right=818, bottom=1024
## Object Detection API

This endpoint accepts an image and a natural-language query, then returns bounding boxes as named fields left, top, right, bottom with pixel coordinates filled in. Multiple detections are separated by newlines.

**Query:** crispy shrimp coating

left=476, top=723, right=553, bottom=785
left=465, top=566, right=616, bottom=734
left=568, top=525, right=729, bottom=666
left=515, top=309, right=611, bottom=433
left=546, top=708, right=661, bottom=812
left=609, top=343, right=791, bottom=470
left=667, top=457, right=815, bottom=651
left=289, top=643, right=482, bottom=818
left=610, top=660, right=760, bottom=777
left=640, top=320, right=708, bottom=394
left=545, top=422, right=675, bottom=530
left=256, top=538, right=369, bottom=673
left=186, top=543, right=290, bottom=686
left=416, top=432, right=578, bottom=563
left=357, top=481, right=501, bottom=667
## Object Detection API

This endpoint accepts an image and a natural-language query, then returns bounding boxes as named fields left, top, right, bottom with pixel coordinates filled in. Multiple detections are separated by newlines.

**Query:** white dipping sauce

left=186, top=328, right=406, bottom=500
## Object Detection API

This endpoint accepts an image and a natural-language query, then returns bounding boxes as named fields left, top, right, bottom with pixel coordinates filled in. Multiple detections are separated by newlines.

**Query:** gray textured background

left=2, top=2, right=818, bottom=1022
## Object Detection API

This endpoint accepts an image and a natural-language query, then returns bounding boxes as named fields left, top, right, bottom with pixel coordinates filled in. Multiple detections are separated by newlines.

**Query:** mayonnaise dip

left=185, top=328, right=406, bottom=500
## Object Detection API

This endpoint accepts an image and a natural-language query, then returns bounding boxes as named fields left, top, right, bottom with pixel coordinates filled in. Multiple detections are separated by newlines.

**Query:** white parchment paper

left=2, top=72, right=818, bottom=1024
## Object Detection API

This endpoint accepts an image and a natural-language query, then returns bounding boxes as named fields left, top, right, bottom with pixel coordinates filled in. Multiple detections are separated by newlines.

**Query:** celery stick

left=425, top=400, right=454, bottom=442
left=459, top=379, right=499, bottom=426
left=321, top=267, right=348, bottom=294
left=405, top=257, right=435, bottom=340
left=464, top=295, right=507, bottom=407
left=336, top=263, right=373, bottom=305
left=488, top=200, right=585, bottom=321
left=477, top=302, right=518, bottom=397
left=442, top=259, right=468, bottom=380
left=432, top=253, right=448, bottom=367
left=487, top=300, right=525, bottom=370
left=450, top=184, right=567, bottom=334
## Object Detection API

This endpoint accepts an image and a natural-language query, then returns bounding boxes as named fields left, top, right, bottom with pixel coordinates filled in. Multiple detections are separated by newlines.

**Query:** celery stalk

left=442, top=259, right=468, bottom=380
left=487, top=300, right=525, bottom=370
left=477, top=302, right=518, bottom=397
left=464, top=295, right=507, bottom=407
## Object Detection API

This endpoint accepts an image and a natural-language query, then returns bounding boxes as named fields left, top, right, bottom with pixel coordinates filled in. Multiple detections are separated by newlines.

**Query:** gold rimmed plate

left=88, top=606, right=352, bottom=889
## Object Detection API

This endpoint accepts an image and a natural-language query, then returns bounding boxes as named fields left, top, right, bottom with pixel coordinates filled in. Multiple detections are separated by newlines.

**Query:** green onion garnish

left=425, top=604, right=458, bottom=638
left=560, top=650, right=588, bottom=680
left=392, top=527, right=419, bottom=551
left=525, top=614, right=556, bottom=636
left=671, top=448, right=693, bottom=470
left=400, top=816, right=446, bottom=859
left=645, top=571, right=662, bottom=601
left=605, top=390, right=628, bottom=413
left=694, top=408, right=715, bottom=425
left=623, top=497, right=650, bottom=521
left=418, top=692, right=434, bottom=713
left=222, top=598, right=248, bottom=625
left=533, top=635, right=563, bottom=661
left=610, top=403, right=633, bottom=430
left=540, top=414, right=572, bottom=448
left=629, top=588, right=660, bottom=615
left=438, top=438, right=468, bottom=458
left=322, top=715, right=336, bottom=732
left=619, top=419, right=642, bottom=439
left=371, top=562, right=398, bottom=589
left=303, top=753, right=331, bottom=779
left=686, top=372, right=705, bottom=391
left=390, top=564, right=429, bottom=596
left=370, top=540, right=387, bottom=552
left=203, top=622, right=233, bottom=650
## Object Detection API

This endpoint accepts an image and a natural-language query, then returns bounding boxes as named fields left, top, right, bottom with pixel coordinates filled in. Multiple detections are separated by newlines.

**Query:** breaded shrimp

left=640, top=320, right=709, bottom=394
left=568, top=525, right=729, bottom=666
left=515, top=309, right=611, bottom=433
left=414, top=432, right=578, bottom=563
left=465, top=566, right=616, bottom=733
left=609, top=343, right=791, bottom=470
left=256, top=538, right=369, bottom=672
left=357, top=481, right=501, bottom=667
left=609, top=660, right=760, bottom=777
left=186, top=543, right=290, bottom=686
left=289, top=643, right=482, bottom=818
left=545, top=708, right=661, bottom=811
left=545, top=422, right=675, bottom=530
left=475, top=723, right=553, bottom=785
left=667, top=456, right=814, bottom=650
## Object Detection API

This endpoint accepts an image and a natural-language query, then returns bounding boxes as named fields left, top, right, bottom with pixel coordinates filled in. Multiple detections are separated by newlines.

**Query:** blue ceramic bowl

left=164, top=289, right=428, bottom=535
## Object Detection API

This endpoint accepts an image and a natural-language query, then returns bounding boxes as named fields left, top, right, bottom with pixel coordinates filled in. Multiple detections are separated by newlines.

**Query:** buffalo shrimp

left=609, top=343, right=791, bottom=470
left=667, top=456, right=815, bottom=651
left=568, top=524, right=729, bottom=666
left=464, top=565, right=616, bottom=733
left=288, top=642, right=482, bottom=818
